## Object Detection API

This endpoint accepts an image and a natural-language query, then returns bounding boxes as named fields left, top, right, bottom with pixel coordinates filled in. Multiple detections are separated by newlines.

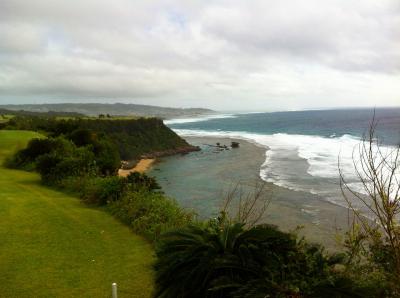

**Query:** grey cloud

left=201, top=0, right=400, bottom=73
left=0, top=0, right=399, bottom=109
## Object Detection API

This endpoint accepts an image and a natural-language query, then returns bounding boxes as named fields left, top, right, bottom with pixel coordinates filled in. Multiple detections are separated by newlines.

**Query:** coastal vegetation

left=153, top=182, right=388, bottom=297
left=339, top=121, right=400, bottom=296
left=154, top=214, right=373, bottom=298
left=3, top=116, right=195, bottom=240
left=0, top=116, right=195, bottom=295
left=2, top=115, right=399, bottom=297
left=0, top=130, right=154, bottom=297
left=3, top=115, right=197, bottom=160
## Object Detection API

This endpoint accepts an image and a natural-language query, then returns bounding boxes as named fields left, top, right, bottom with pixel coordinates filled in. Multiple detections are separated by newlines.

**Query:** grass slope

left=0, top=130, right=154, bottom=297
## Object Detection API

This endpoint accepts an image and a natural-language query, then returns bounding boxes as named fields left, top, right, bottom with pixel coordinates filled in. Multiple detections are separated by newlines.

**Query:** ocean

left=164, top=108, right=400, bottom=210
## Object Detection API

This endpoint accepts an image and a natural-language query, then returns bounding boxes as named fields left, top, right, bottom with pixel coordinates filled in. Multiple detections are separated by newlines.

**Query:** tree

left=339, top=117, right=400, bottom=295
left=69, top=128, right=94, bottom=147
left=92, top=138, right=121, bottom=176
left=126, top=172, right=161, bottom=191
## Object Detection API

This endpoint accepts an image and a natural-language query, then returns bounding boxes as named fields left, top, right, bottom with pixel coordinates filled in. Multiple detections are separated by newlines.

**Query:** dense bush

left=108, top=191, right=193, bottom=240
left=80, top=176, right=127, bottom=205
left=154, top=214, right=377, bottom=298
left=91, top=138, right=120, bottom=175
left=36, top=144, right=97, bottom=185
left=68, top=129, right=121, bottom=175
left=68, top=128, right=95, bottom=147
left=76, top=172, right=162, bottom=206
left=5, top=137, right=65, bottom=170
left=126, top=172, right=161, bottom=192
left=7, top=133, right=120, bottom=182
left=5, top=116, right=192, bottom=160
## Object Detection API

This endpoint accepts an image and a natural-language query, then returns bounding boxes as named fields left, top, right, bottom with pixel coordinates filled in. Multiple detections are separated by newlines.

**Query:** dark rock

left=231, top=141, right=240, bottom=148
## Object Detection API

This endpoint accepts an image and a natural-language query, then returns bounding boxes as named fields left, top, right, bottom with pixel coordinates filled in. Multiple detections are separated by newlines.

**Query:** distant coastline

left=0, top=103, right=215, bottom=119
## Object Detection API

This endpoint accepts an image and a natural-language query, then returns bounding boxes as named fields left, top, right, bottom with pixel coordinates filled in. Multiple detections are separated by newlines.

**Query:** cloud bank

left=0, top=0, right=399, bottom=110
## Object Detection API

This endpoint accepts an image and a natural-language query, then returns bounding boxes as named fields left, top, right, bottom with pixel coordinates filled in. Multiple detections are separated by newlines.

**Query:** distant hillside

left=0, top=108, right=83, bottom=118
left=0, top=103, right=215, bottom=119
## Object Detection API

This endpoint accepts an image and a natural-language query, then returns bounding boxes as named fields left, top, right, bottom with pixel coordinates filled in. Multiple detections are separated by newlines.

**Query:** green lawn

left=0, top=130, right=154, bottom=297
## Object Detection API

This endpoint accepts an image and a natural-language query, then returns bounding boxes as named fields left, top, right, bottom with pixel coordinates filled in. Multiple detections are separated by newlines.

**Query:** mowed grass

left=0, top=130, right=154, bottom=297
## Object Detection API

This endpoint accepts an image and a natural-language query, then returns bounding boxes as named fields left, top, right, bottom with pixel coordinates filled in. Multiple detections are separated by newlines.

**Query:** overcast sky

left=0, top=0, right=399, bottom=111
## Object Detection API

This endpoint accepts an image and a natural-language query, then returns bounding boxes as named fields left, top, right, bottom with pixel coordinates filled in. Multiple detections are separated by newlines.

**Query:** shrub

left=5, top=137, right=66, bottom=170
left=69, top=129, right=121, bottom=175
left=69, top=128, right=94, bottom=147
left=36, top=145, right=97, bottom=185
left=108, top=191, right=193, bottom=240
left=126, top=172, right=161, bottom=192
left=92, top=138, right=121, bottom=176
left=80, top=176, right=127, bottom=205
left=339, top=119, right=400, bottom=296
left=78, top=172, right=162, bottom=206
left=154, top=214, right=372, bottom=298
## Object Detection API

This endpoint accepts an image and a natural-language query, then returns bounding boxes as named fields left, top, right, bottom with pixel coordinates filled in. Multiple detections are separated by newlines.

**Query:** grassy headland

left=0, top=130, right=154, bottom=297
left=4, top=116, right=198, bottom=161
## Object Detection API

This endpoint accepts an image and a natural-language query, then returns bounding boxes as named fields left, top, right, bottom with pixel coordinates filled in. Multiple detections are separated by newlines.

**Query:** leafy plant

left=154, top=213, right=367, bottom=298
left=126, top=172, right=161, bottom=192
left=108, top=191, right=193, bottom=240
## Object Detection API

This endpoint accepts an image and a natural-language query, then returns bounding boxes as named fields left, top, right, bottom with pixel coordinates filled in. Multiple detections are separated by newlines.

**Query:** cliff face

left=4, top=116, right=198, bottom=160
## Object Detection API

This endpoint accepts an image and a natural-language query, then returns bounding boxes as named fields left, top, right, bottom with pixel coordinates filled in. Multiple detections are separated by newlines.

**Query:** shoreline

left=117, top=145, right=200, bottom=177
left=118, top=158, right=155, bottom=177
left=149, top=135, right=351, bottom=251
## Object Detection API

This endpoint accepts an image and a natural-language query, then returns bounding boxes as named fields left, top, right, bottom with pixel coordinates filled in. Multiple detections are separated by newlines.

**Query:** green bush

left=7, top=134, right=120, bottom=184
left=154, top=214, right=375, bottom=298
left=69, top=129, right=121, bottom=175
left=36, top=145, right=97, bottom=185
left=126, top=172, right=161, bottom=192
left=92, top=138, right=120, bottom=176
left=108, top=191, right=193, bottom=240
left=5, top=137, right=66, bottom=170
left=69, top=128, right=95, bottom=147
left=80, top=176, right=127, bottom=205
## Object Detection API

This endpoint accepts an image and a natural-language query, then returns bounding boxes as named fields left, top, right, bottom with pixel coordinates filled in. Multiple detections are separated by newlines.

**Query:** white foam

left=164, top=114, right=237, bottom=125
left=173, top=128, right=399, bottom=204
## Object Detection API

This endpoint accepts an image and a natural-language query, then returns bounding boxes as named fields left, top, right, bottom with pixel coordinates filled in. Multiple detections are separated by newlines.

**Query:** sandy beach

left=118, top=158, right=155, bottom=177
